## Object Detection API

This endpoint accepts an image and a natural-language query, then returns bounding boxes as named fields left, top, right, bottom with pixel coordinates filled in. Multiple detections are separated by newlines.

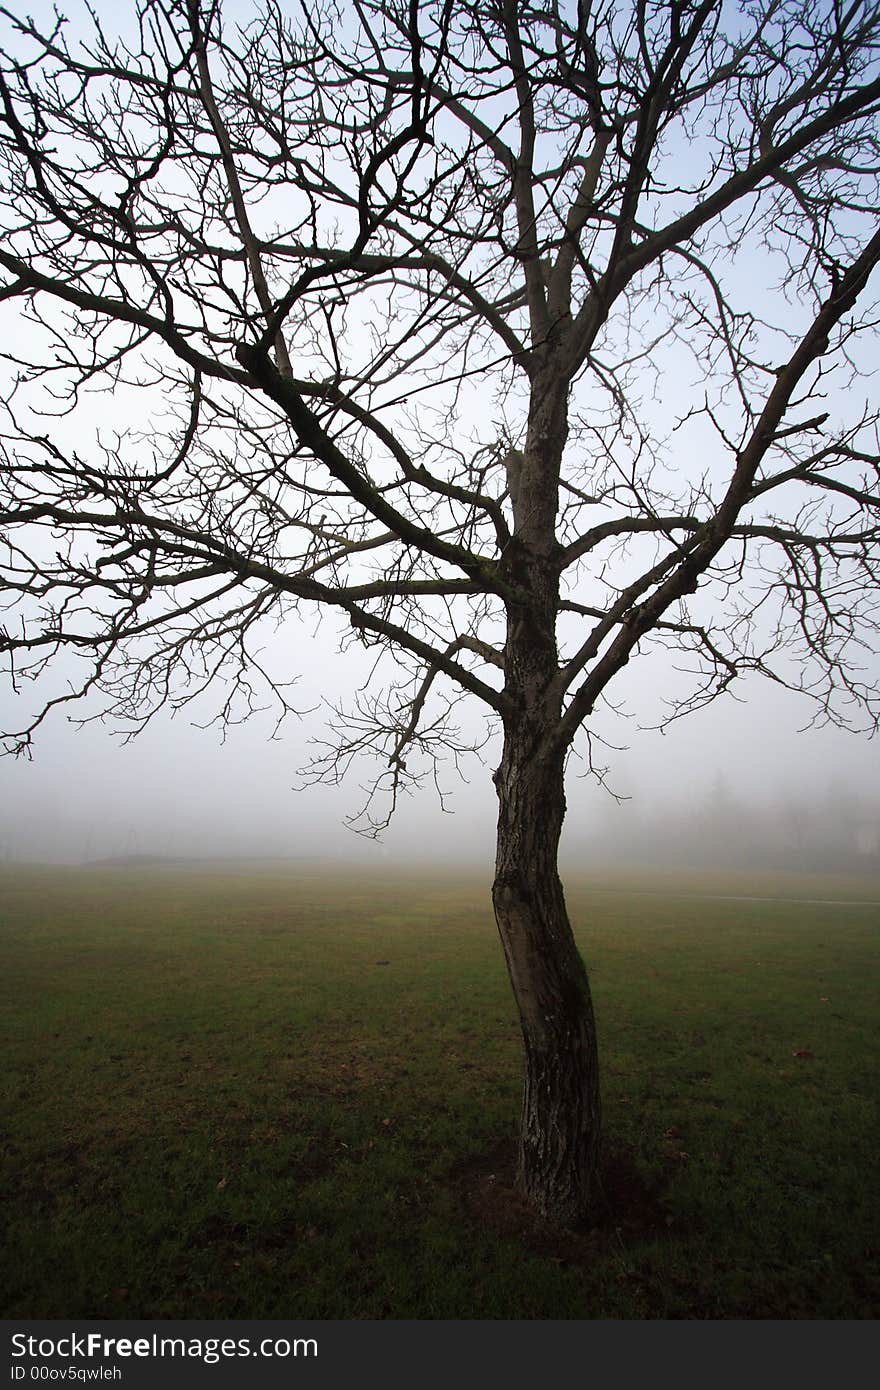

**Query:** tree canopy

left=1, top=0, right=878, bottom=795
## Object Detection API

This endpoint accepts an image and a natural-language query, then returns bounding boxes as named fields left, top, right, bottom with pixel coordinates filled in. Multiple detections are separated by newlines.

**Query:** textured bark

left=492, top=734, right=601, bottom=1226
left=491, top=370, right=601, bottom=1227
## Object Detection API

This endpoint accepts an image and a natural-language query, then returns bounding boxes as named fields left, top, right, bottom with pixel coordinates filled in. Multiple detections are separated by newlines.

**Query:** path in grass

left=1, top=861, right=878, bottom=1318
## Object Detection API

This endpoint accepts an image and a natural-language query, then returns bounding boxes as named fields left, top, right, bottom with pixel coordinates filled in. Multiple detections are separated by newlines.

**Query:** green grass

left=1, top=860, right=878, bottom=1319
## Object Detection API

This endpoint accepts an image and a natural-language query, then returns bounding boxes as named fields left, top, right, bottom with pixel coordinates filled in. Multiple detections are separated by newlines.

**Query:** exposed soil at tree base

left=452, top=1139, right=675, bottom=1268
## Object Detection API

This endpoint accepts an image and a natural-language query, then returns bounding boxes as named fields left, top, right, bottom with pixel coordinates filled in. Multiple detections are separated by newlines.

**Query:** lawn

left=1, top=860, right=878, bottom=1318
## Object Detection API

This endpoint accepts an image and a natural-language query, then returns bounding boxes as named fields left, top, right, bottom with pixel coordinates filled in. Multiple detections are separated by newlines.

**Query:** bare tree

left=1, top=0, right=879, bottom=1224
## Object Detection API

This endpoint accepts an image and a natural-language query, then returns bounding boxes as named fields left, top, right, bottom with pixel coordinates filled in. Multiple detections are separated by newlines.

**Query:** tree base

left=453, top=1138, right=670, bottom=1250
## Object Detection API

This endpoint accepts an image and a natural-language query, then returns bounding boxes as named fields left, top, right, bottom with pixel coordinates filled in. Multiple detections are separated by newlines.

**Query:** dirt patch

left=451, top=1139, right=674, bottom=1267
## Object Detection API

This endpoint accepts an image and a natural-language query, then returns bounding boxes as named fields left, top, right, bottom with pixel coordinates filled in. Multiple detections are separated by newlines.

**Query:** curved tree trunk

left=490, top=370, right=601, bottom=1225
left=492, top=730, right=601, bottom=1227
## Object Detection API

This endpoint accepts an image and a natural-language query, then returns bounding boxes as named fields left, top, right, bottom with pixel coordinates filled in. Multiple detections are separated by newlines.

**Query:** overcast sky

left=1, top=0, right=879, bottom=874
left=2, top=614, right=877, bottom=868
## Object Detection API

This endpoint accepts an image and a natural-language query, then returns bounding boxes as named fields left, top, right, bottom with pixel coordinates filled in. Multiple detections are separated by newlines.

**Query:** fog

left=2, top=623, right=878, bottom=874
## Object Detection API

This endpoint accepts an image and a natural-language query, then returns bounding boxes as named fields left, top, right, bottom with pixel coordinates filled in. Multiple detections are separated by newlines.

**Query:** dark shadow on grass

left=450, top=1139, right=676, bottom=1268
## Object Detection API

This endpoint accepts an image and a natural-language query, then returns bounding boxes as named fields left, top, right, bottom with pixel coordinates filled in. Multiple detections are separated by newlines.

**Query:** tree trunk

left=492, top=731, right=601, bottom=1227
left=490, top=369, right=600, bottom=1225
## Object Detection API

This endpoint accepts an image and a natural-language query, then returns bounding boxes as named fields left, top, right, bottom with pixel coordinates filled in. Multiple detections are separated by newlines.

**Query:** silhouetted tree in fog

left=2, top=0, right=880, bottom=1223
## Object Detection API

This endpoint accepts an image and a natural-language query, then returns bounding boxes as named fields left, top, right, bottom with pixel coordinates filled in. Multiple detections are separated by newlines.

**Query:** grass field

left=1, top=860, right=878, bottom=1319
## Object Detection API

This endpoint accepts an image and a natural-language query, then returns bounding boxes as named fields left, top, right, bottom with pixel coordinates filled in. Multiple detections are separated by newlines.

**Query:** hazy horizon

left=3, top=653, right=878, bottom=874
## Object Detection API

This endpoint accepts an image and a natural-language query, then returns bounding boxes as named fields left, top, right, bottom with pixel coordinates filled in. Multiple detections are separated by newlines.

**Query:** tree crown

left=1, top=0, right=879, bottom=827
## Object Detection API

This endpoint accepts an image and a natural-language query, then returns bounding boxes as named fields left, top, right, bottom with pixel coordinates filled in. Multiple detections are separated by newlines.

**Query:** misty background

left=2, top=341, right=878, bottom=874
left=2, top=601, right=877, bottom=873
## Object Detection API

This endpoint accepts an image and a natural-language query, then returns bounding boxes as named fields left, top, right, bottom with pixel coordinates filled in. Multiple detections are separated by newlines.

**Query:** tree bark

left=489, top=369, right=601, bottom=1226
left=492, top=730, right=601, bottom=1227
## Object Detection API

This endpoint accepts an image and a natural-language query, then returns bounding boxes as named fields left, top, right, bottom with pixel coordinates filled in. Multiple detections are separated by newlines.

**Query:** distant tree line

left=581, top=776, right=880, bottom=873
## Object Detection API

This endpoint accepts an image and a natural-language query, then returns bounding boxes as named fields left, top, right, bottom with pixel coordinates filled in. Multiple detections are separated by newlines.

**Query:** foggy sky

left=2, top=615, right=878, bottom=871
left=2, top=2, right=879, bottom=876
